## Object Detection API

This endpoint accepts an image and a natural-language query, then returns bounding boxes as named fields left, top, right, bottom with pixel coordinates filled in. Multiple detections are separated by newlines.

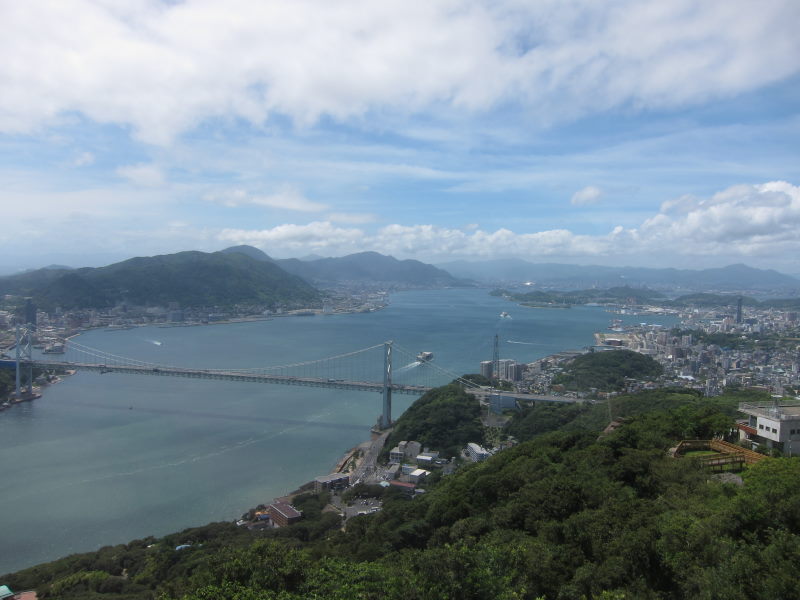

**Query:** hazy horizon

left=2, top=245, right=798, bottom=281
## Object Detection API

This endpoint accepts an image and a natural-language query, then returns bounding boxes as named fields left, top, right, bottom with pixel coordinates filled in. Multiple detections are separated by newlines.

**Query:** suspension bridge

left=3, top=325, right=478, bottom=428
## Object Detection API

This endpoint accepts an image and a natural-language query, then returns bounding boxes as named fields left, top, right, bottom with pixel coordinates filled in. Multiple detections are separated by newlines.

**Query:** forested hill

left=218, top=245, right=467, bottom=289
left=381, top=383, right=485, bottom=459
left=0, top=250, right=321, bottom=310
left=492, top=286, right=665, bottom=306
left=553, top=349, right=664, bottom=391
left=5, top=386, right=800, bottom=599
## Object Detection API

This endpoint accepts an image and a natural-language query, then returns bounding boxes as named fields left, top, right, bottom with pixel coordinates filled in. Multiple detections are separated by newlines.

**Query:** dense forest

left=552, top=349, right=663, bottom=391
left=4, top=385, right=799, bottom=599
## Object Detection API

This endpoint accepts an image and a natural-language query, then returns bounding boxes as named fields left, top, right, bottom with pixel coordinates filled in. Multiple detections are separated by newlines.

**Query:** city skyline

left=1, top=1, right=799, bottom=274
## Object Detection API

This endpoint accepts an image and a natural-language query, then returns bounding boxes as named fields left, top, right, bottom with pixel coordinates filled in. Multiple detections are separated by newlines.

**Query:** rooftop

left=270, top=502, right=302, bottom=519
left=739, top=400, right=800, bottom=421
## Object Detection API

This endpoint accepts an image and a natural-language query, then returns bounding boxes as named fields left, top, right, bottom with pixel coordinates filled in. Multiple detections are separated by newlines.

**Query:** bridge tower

left=492, top=334, right=499, bottom=381
left=379, top=341, right=393, bottom=429
left=15, top=324, right=33, bottom=398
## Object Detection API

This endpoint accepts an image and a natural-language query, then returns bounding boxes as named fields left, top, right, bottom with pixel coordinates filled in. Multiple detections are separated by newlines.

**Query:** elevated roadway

left=28, top=361, right=432, bottom=395
left=467, top=388, right=580, bottom=404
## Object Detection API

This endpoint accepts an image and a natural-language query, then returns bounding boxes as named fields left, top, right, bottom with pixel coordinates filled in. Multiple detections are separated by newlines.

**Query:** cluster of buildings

left=479, top=303, right=800, bottom=401
left=239, top=436, right=495, bottom=530
left=594, top=306, right=800, bottom=397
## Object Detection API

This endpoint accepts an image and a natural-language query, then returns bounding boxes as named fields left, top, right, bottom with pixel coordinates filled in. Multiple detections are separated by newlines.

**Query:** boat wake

left=507, top=340, right=541, bottom=345
left=397, top=361, right=422, bottom=372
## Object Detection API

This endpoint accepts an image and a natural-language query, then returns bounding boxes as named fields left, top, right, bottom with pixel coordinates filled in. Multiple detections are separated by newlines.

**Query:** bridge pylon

left=15, top=324, right=33, bottom=398
left=379, top=341, right=393, bottom=429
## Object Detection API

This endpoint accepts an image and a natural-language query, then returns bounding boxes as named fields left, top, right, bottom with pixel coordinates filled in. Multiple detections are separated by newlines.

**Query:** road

left=467, top=389, right=579, bottom=404
left=351, top=430, right=391, bottom=484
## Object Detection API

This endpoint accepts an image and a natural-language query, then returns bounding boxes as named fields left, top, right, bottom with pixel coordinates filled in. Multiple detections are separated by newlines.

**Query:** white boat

left=416, top=351, right=433, bottom=362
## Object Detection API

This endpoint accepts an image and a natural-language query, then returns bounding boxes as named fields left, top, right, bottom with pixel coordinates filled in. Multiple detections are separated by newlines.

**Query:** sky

left=1, top=0, right=799, bottom=274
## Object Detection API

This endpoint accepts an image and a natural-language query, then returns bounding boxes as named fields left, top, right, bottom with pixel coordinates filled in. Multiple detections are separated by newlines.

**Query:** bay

left=0, top=288, right=676, bottom=574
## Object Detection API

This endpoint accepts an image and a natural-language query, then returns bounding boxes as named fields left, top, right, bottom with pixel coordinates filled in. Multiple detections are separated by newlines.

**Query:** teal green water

left=0, top=289, right=676, bottom=574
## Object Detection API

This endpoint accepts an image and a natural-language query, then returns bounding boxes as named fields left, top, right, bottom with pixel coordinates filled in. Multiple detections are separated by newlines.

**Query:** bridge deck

left=30, top=361, right=431, bottom=395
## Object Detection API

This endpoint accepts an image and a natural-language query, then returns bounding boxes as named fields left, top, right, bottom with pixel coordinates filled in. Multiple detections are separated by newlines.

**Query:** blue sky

left=1, top=0, right=799, bottom=274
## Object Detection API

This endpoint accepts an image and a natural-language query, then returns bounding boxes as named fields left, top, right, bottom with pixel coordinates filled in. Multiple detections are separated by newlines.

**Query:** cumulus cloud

left=216, top=181, right=800, bottom=268
left=0, top=1, right=797, bottom=143
left=116, top=163, right=165, bottom=187
left=571, top=186, right=602, bottom=205
left=635, top=181, right=800, bottom=256
left=219, top=222, right=365, bottom=254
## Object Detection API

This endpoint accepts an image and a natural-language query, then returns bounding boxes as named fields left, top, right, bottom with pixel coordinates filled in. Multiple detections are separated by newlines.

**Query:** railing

left=739, top=400, right=800, bottom=421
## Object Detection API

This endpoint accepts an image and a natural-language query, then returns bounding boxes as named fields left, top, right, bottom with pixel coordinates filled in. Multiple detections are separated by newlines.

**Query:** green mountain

left=218, top=245, right=465, bottom=288
left=0, top=250, right=321, bottom=310
left=276, top=251, right=466, bottom=288
left=219, top=245, right=274, bottom=262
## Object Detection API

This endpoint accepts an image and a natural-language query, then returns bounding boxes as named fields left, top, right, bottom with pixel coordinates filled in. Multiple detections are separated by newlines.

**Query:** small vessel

left=416, top=351, right=433, bottom=362
left=43, top=342, right=65, bottom=354
left=500, top=311, right=511, bottom=318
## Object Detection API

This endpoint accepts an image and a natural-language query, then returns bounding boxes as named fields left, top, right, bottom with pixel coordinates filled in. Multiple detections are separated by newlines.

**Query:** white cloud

left=116, top=163, right=165, bottom=187
left=327, top=212, right=377, bottom=224
left=634, top=181, right=800, bottom=257
left=215, top=181, right=800, bottom=269
left=208, top=185, right=327, bottom=212
left=219, top=222, right=365, bottom=254
left=571, top=186, right=602, bottom=205
left=1, top=1, right=797, bottom=143
left=72, top=151, right=95, bottom=167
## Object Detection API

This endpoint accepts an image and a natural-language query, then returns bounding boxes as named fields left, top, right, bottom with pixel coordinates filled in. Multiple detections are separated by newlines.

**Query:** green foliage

left=505, top=401, right=589, bottom=442
left=383, top=383, right=484, bottom=458
left=553, top=350, right=663, bottom=391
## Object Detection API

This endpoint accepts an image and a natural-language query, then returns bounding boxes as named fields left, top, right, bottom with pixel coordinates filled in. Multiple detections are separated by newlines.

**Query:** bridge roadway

left=467, top=389, right=579, bottom=404
left=29, top=361, right=432, bottom=395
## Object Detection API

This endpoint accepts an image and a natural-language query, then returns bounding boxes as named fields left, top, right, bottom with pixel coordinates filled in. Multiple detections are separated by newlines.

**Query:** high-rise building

left=736, top=297, right=743, bottom=324
left=24, top=297, right=37, bottom=329
left=480, top=360, right=493, bottom=379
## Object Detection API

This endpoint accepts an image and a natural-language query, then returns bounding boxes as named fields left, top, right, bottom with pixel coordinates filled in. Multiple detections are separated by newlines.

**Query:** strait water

left=0, top=289, right=677, bottom=574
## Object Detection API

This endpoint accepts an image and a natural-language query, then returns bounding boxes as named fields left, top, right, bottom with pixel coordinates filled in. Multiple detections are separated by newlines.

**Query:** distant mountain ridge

left=0, top=250, right=320, bottom=310
left=438, top=259, right=800, bottom=291
left=219, top=248, right=465, bottom=288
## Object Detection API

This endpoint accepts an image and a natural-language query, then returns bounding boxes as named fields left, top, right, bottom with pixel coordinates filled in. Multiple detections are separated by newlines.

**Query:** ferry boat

left=416, top=351, right=433, bottom=362
left=43, top=342, right=65, bottom=354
